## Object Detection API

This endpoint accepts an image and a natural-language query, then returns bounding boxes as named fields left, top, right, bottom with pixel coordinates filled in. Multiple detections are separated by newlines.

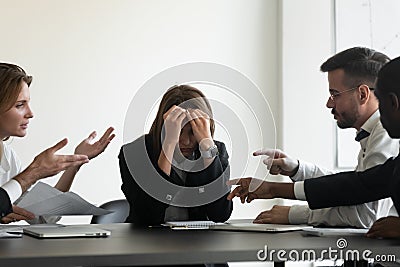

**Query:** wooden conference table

left=0, top=223, right=399, bottom=266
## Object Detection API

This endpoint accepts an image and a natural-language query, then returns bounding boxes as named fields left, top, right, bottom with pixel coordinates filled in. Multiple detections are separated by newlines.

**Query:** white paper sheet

left=15, top=182, right=111, bottom=216
left=0, top=225, right=24, bottom=238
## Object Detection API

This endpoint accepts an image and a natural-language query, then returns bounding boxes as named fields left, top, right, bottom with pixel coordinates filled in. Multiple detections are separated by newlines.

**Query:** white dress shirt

left=1, top=142, right=61, bottom=224
left=0, top=142, right=23, bottom=203
left=290, top=110, right=398, bottom=228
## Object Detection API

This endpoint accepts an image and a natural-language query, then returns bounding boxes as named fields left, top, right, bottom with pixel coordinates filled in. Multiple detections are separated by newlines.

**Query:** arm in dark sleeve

left=305, top=156, right=397, bottom=209
left=119, top=146, right=168, bottom=226
left=187, top=142, right=233, bottom=222
left=0, top=188, right=13, bottom=219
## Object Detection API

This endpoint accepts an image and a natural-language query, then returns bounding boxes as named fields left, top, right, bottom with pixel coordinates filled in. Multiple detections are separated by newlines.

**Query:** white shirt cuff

left=288, top=205, right=310, bottom=224
left=2, top=179, right=22, bottom=204
left=290, top=160, right=304, bottom=181
left=293, top=181, right=306, bottom=200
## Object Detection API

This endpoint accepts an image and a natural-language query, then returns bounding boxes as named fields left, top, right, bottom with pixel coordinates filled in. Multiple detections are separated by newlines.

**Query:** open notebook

left=23, top=225, right=111, bottom=238
left=210, top=219, right=311, bottom=232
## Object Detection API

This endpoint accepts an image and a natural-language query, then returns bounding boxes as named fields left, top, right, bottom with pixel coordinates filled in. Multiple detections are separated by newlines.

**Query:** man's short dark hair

left=377, top=56, right=400, bottom=97
left=320, top=47, right=390, bottom=87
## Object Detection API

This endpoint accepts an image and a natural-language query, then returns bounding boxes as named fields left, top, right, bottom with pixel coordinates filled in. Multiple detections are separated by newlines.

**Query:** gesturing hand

left=75, top=127, right=115, bottom=159
left=253, top=149, right=299, bottom=177
left=29, top=138, right=89, bottom=179
left=226, top=178, right=274, bottom=203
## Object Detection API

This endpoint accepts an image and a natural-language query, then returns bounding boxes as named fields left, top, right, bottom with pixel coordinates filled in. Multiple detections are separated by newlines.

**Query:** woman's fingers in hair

left=163, top=105, right=186, bottom=120
left=187, top=109, right=210, bottom=121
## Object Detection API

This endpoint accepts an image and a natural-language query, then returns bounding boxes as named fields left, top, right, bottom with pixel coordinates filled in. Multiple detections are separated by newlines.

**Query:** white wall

left=1, top=0, right=280, bottom=223
left=281, top=0, right=334, bottom=169
left=1, top=1, right=338, bottom=267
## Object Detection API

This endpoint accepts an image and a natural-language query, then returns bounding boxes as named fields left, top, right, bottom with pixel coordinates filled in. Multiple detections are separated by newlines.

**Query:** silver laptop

left=210, top=219, right=311, bottom=232
left=23, top=225, right=111, bottom=238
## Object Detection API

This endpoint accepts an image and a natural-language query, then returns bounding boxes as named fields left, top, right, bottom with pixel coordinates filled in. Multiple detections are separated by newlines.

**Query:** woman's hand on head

left=186, top=109, right=212, bottom=146
left=162, top=105, right=187, bottom=145
left=74, top=127, right=115, bottom=160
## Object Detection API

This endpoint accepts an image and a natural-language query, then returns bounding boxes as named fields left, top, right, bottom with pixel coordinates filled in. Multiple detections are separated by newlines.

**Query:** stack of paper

left=210, top=219, right=311, bottom=232
left=15, top=182, right=111, bottom=217
left=302, top=227, right=368, bottom=236
left=0, top=225, right=24, bottom=238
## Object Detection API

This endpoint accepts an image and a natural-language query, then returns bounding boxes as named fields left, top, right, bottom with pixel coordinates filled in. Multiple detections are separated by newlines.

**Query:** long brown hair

left=0, top=63, right=33, bottom=114
left=149, top=84, right=215, bottom=156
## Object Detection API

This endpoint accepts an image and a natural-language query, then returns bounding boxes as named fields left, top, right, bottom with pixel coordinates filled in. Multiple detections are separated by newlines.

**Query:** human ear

left=359, top=85, right=369, bottom=104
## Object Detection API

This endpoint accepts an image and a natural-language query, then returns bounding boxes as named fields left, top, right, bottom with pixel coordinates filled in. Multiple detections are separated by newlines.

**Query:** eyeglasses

left=329, top=84, right=374, bottom=102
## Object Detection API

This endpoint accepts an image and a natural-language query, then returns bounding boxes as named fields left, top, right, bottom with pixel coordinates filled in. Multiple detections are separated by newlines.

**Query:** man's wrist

left=14, top=167, right=39, bottom=193
left=289, top=160, right=300, bottom=177
left=14, top=176, right=32, bottom=193
left=270, top=182, right=295, bottom=199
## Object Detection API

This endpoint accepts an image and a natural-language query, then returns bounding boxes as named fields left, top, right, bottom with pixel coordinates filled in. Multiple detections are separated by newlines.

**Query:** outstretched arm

left=14, top=138, right=89, bottom=193
left=253, top=149, right=299, bottom=177
left=226, top=178, right=295, bottom=203
left=304, top=157, right=397, bottom=210
left=55, top=127, right=115, bottom=192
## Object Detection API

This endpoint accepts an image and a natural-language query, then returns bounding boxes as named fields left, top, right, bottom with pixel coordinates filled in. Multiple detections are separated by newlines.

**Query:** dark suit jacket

left=119, top=134, right=233, bottom=226
left=0, top=188, right=13, bottom=218
left=304, top=155, right=400, bottom=214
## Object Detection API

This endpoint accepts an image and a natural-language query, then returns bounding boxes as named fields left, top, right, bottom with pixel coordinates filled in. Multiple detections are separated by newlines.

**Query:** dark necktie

left=355, top=129, right=370, bottom=142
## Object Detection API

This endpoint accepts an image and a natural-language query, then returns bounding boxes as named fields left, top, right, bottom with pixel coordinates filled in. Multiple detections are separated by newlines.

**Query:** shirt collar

left=357, top=110, right=380, bottom=136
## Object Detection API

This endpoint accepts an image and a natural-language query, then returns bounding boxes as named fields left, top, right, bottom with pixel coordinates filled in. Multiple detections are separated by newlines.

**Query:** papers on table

left=0, top=225, right=24, bottom=238
left=15, top=182, right=111, bottom=217
left=302, top=227, right=368, bottom=236
left=210, top=219, right=311, bottom=232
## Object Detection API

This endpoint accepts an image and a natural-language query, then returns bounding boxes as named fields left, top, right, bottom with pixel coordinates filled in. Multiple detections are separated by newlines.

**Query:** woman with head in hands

left=119, top=84, right=232, bottom=227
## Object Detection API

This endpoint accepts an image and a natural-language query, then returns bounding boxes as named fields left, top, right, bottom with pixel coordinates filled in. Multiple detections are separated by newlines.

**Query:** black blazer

left=119, top=134, right=233, bottom=226
left=304, top=154, right=400, bottom=214
left=0, top=188, right=13, bottom=219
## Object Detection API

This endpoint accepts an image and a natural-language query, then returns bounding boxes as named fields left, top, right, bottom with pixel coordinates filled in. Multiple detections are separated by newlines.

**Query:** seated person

left=251, top=47, right=396, bottom=228
left=227, top=56, right=400, bottom=239
left=119, top=84, right=232, bottom=227
left=0, top=62, right=115, bottom=224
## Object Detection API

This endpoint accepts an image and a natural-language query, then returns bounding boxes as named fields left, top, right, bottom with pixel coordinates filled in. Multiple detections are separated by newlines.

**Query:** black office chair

left=91, top=199, right=129, bottom=224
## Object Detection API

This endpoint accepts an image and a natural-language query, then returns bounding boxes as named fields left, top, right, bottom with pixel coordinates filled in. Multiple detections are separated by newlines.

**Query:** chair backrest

left=91, top=199, right=129, bottom=224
